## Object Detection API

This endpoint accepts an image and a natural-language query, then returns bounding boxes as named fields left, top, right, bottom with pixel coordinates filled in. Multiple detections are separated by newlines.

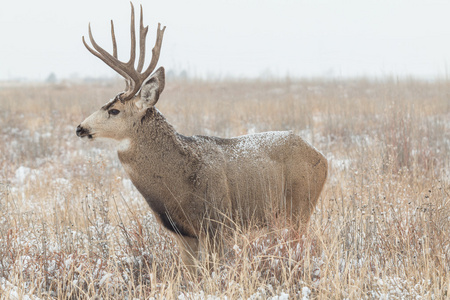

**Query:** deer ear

left=136, top=67, right=165, bottom=109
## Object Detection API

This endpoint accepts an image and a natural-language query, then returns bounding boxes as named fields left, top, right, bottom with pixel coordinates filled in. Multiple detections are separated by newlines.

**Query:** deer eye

left=108, top=109, right=120, bottom=116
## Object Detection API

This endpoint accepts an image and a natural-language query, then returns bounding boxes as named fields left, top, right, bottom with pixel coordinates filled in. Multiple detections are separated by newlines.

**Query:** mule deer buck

left=76, top=3, right=328, bottom=271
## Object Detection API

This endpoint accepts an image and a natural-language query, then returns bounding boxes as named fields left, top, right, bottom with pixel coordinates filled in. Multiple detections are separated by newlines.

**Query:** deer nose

left=76, top=125, right=86, bottom=137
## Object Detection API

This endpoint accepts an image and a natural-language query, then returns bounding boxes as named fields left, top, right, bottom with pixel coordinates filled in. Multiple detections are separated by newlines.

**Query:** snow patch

left=301, top=287, right=311, bottom=300
left=231, top=131, right=291, bottom=159
left=270, top=292, right=289, bottom=300
left=0, top=277, right=41, bottom=300
left=14, top=166, right=40, bottom=183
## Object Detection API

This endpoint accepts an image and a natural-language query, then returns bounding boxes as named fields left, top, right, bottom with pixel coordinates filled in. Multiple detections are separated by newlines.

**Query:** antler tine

left=127, top=2, right=136, bottom=67
left=110, top=20, right=118, bottom=59
left=82, top=25, right=131, bottom=82
left=137, top=5, right=149, bottom=73
left=142, top=23, right=166, bottom=80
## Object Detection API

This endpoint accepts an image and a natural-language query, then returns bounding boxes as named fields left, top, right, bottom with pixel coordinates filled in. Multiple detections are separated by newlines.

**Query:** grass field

left=0, top=77, right=449, bottom=299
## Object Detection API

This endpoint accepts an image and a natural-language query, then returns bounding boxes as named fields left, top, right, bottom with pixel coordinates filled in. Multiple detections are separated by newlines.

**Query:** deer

left=76, top=3, right=328, bottom=272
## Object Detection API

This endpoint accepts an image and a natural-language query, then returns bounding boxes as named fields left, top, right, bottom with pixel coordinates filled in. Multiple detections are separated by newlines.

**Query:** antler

left=82, top=3, right=166, bottom=101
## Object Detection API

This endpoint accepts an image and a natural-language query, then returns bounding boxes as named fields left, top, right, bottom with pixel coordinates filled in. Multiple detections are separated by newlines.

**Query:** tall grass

left=0, top=77, right=449, bottom=299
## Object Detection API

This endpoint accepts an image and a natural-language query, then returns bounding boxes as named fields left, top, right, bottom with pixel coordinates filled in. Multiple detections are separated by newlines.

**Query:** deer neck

left=117, top=107, right=198, bottom=199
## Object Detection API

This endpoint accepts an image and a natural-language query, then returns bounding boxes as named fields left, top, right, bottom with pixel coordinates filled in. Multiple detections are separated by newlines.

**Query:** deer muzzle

left=76, top=125, right=93, bottom=139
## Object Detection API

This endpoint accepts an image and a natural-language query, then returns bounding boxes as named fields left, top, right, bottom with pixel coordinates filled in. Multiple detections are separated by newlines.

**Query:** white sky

left=1, top=0, right=450, bottom=80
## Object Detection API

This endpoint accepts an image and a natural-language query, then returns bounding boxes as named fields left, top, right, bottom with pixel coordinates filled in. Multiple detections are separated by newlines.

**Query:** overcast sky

left=1, top=0, right=450, bottom=81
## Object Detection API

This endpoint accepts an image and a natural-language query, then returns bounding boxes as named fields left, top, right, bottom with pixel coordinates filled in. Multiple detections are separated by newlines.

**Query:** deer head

left=76, top=3, right=166, bottom=143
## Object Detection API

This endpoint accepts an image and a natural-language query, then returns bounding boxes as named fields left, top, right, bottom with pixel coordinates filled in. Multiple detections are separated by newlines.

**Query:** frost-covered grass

left=0, top=78, right=449, bottom=299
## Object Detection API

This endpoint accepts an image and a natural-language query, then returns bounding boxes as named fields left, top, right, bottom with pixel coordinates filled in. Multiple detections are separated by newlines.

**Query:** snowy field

left=0, top=78, right=449, bottom=299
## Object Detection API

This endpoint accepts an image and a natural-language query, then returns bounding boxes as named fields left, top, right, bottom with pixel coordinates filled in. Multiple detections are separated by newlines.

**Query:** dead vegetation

left=0, top=77, right=449, bottom=299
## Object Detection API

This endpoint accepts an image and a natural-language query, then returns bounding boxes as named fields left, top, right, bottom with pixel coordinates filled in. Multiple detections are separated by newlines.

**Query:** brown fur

left=77, top=68, right=328, bottom=271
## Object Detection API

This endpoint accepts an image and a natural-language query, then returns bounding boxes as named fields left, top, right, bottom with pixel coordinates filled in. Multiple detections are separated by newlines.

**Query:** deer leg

left=176, top=235, right=200, bottom=274
left=202, top=233, right=225, bottom=270
left=284, top=181, right=316, bottom=233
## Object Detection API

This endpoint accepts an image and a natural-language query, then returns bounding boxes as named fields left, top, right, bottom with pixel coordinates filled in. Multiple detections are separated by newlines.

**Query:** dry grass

left=0, top=77, right=449, bottom=299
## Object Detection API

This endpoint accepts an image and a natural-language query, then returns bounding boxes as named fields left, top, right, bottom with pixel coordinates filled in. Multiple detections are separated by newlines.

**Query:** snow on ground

left=0, top=277, right=41, bottom=300
left=1, top=81, right=448, bottom=299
